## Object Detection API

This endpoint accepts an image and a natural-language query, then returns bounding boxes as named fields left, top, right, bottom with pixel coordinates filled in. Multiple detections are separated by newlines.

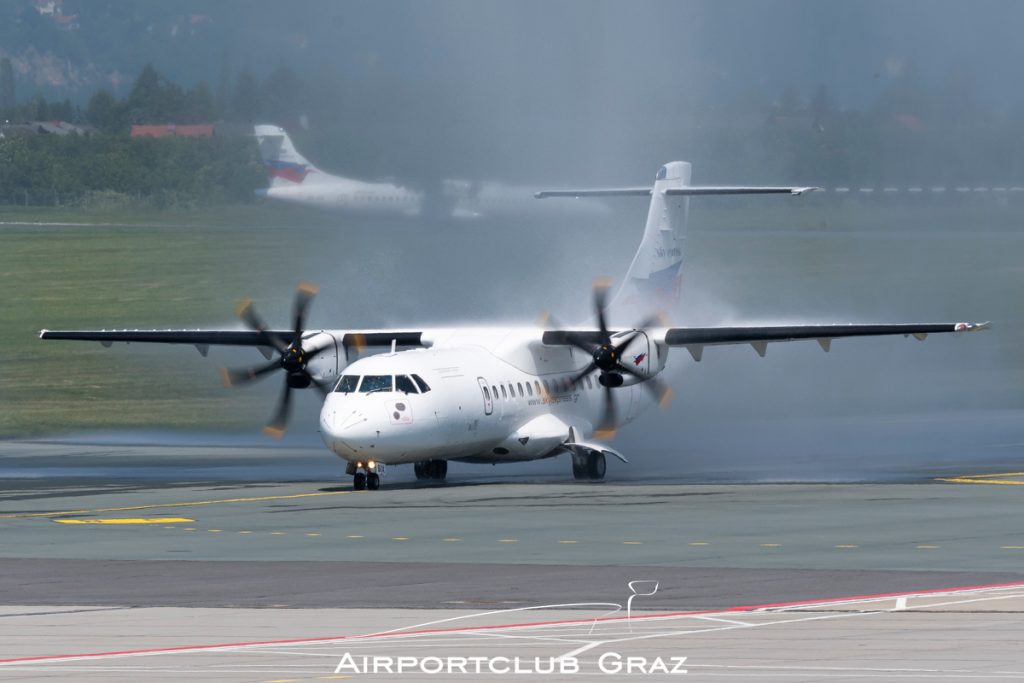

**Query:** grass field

left=2, top=200, right=1021, bottom=437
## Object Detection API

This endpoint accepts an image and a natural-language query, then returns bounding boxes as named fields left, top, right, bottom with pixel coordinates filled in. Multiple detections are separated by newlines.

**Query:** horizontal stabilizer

left=535, top=186, right=819, bottom=199
left=535, top=187, right=652, bottom=199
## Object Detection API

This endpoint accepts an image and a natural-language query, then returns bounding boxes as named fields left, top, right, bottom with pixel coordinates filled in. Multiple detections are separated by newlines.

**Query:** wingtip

left=38, top=329, right=48, bottom=339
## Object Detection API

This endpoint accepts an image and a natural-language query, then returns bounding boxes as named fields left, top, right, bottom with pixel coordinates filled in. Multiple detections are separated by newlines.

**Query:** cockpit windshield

left=395, top=375, right=418, bottom=394
left=359, top=375, right=393, bottom=393
left=335, top=375, right=359, bottom=393
left=334, top=373, right=429, bottom=394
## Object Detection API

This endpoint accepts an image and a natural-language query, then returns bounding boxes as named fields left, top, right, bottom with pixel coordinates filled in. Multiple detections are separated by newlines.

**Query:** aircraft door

left=477, top=377, right=493, bottom=416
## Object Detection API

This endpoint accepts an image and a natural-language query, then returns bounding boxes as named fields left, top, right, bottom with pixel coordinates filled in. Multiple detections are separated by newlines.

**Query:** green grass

left=1, top=201, right=1021, bottom=436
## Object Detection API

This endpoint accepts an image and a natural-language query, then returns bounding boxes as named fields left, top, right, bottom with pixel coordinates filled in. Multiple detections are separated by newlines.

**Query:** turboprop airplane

left=254, top=124, right=607, bottom=220
left=40, top=161, right=990, bottom=490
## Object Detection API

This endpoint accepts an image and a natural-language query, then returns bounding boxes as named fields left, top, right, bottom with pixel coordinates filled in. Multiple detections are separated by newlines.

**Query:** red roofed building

left=130, top=124, right=215, bottom=139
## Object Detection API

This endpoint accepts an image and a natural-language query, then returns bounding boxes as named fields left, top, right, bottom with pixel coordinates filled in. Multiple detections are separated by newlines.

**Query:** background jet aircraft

left=254, top=124, right=606, bottom=220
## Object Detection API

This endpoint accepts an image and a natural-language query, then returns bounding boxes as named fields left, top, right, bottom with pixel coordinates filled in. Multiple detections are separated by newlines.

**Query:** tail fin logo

left=265, top=159, right=310, bottom=183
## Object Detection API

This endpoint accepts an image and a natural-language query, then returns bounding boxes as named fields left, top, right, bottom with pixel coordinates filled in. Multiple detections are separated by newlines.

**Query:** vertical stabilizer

left=254, top=124, right=323, bottom=186
left=611, top=161, right=691, bottom=318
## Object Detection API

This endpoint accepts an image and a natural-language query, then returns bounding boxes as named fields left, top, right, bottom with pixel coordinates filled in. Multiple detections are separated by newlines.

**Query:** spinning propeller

left=220, top=282, right=332, bottom=437
left=551, top=279, right=672, bottom=439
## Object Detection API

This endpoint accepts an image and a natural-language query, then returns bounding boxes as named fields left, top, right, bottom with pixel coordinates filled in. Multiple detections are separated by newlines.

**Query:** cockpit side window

left=359, top=375, right=392, bottom=393
left=412, top=374, right=431, bottom=393
left=335, top=375, right=359, bottom=393
left=396, top=375, right=418, bottom=394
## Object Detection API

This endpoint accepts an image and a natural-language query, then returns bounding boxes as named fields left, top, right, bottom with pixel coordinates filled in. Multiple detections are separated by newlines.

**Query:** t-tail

left=536, top=162, right=818, bottom=319
left=254, top=124, right=325, bottom=187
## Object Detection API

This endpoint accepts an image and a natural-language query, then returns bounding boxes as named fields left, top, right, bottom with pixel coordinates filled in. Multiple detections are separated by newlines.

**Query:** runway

left=2, top=438, right=1024, bottom=679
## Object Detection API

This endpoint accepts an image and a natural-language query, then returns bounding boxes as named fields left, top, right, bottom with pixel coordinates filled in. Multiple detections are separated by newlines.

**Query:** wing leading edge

left=544, top=322, right=990, bottom=360
left=39, top=329, right=425, bottom=351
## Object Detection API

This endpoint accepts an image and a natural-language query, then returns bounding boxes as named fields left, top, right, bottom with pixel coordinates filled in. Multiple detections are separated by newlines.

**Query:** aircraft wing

left=39, top=329, right=426, bottom=353
left=658, top=322, right=991, bottom=360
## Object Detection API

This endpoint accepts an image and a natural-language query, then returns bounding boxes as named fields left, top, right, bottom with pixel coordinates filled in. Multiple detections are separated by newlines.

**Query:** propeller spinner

left=220, top=282, right=332, bottom=437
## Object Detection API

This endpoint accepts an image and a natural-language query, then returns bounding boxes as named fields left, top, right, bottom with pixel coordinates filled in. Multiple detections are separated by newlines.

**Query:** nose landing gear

left=347, top=461, right=382, bottom=491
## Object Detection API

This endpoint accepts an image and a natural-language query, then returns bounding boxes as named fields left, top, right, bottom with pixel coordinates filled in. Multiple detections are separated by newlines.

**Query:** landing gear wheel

left=432, top=460, right=448, bottom=480
left=366, top=472, right=380, bottom=490
left=586, top=451, right=606, bottom=481
left=572, top=460, right=587, bottom=480
left=353, top=472, right=367, bottom=490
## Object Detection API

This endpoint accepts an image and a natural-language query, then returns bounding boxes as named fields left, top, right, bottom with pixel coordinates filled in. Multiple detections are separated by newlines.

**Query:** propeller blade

left=570, top=361, right=598, bottom=387
left=235, top=298, right=288, bottom=354
left=219, top=359, right=280, bottom=387
left=262, top=381, right=293, bottom=438
left=292, top=281, right=319, bottom=349
left=593, top=277, right=612, bottom=342
left=617, top=362, right=674, bottom=408
left=307, top=373, right=333, bottom=398
left=593, top=384, right=618, bottom=440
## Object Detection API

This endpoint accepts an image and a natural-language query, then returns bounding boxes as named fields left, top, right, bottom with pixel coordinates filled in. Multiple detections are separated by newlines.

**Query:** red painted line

left=2, top=579, right=1022, bottom=666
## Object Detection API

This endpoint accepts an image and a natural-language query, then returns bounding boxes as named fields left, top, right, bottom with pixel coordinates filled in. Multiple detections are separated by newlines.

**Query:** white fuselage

left=308, top=328, right=662, bottom=466
left=260, top=177, right=423, bottom=215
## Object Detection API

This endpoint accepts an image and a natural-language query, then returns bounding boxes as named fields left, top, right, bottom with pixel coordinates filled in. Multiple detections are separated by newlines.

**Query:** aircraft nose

left=322, top=405, right=379, bottom=456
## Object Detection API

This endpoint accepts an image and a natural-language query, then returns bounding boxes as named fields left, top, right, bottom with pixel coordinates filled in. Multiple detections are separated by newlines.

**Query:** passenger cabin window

left=534, top=381, right=542, bottom=396
left=492, top=385, right=499, bottom=400
left=517, top=382, right=524, bottom=397
left=526, top=383, right=533, bottom=397
left=542, top=379, right=550, bottom=393
left=396, top=375, right=418, bottom=394
left=335, top=375, right=359, bottom=393
left=500, top=385, right=507, bottom=399
left=483, top=386, right=491, bottom=400
left=412, top=374, right=431, bottom=393
left=359, top=375, right=392, bottom=393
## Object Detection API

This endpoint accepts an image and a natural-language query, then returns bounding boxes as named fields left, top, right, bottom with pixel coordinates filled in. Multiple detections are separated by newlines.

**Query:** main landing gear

left=413, top=459, right=448, bottom=481
left=571, top=449, right=606, bottom=481
left=347, top=461, right=381, bottom=491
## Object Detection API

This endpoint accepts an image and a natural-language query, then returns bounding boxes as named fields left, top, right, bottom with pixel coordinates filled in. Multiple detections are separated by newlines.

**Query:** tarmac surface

left=2, top=437, right=1024, bottom=680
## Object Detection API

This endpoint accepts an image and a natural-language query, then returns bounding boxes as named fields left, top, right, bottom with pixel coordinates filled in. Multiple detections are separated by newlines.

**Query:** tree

left=229, top=69, right=262, bottom=123
left=86, top=89, right=124, bottom=132
left=0, top=58, right=14, bottom=114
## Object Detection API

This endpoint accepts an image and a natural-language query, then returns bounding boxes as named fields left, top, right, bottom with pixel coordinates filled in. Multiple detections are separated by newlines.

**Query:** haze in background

left=6, top=0, right=1023, bottom=482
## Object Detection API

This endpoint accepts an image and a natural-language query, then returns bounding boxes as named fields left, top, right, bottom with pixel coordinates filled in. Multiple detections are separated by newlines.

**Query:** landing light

left=368, top=460, right=377, bottom=471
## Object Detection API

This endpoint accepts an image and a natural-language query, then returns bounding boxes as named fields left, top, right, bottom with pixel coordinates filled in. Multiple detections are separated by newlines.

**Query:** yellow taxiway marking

left=917, top=545, right=940, bottom=549
left=623, top=541, right=642, bottom=545
left=270, top=531, right=286, bottom=535
left=1002, top=546, right=1024, bottom=550
left=760, top=543, right=782, bottom=548
left=688, top=541, right=709, bottom=546
left=835, top=544, right=859, bottom=549
left=498, top=539, right=518, bottom=543
left=937, top=472, right=1024, bottom=485
left=238, top=531, right=253, bottom=535
left=54, top=517, right=194, bottom=525
left=558, top=540, right=578, bottom=544
left=443, top=538, right=461, bottom=542
left=1, top=490, right=351, bottom=520
left=306, top=533, right=321, bottom=537
left=392, top=537, right=409, bottom=541
left=183, top=528, right=196, bottom=531
left=346, top=534, right=364, bottom=539
left=208, top=529, right=222, bottom=533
